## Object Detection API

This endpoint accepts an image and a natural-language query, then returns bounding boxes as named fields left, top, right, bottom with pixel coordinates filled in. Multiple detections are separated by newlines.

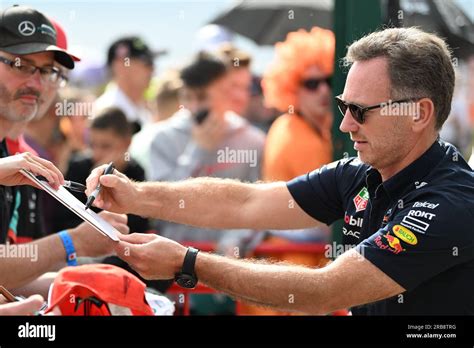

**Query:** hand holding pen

left=85, top=162, right=115, bottom=210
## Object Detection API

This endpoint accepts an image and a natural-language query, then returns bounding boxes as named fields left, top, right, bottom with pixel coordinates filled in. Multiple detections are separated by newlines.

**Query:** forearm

left=0, top=235, right=66, bottom=289
left=134, top=177, right=254, bottom=229
left=194, top=252, right=332, bottom=314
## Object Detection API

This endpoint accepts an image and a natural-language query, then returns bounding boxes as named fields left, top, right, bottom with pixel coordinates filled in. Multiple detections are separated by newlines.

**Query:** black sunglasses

left=334, top=95, right=419, bottom=124
left=301, top=77, right=331, bottom=90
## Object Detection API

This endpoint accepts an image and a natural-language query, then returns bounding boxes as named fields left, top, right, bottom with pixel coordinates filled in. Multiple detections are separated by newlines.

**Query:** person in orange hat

left=240, top=27, right=335, bottom=315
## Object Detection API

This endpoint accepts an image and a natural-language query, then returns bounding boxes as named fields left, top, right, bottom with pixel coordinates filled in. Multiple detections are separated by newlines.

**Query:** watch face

left=176, top=274, right=197, bottom=289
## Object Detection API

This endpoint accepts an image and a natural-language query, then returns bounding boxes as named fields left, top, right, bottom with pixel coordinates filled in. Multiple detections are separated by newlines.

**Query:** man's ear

left=411, top=98, right=435, bottom=133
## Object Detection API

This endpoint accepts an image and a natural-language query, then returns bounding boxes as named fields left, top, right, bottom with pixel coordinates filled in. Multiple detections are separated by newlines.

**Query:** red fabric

left=6, top=136, right=38, bottom=155
left=46, top=264, right=154, bottom=316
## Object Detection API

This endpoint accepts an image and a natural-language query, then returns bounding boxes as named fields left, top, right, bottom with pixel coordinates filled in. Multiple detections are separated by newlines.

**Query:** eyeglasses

left=334, top=95, right=419, bottom=124
left=0, top=55, right=66, bottom=86
left=301, top=77, right=331, bottom=90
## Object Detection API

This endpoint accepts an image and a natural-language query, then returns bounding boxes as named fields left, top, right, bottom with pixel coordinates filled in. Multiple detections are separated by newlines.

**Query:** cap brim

left=1, top=43, right=78, bottom=69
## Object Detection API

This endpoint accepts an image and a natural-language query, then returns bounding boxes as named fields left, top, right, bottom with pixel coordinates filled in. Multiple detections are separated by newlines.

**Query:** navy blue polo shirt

left=287, top=140, right=474, bottom=315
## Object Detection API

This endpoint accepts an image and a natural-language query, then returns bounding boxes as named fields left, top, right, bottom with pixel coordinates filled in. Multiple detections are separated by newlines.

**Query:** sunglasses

left=301, top=77, right=331, bottom=90
left=334, top=95, right=419, bottom=124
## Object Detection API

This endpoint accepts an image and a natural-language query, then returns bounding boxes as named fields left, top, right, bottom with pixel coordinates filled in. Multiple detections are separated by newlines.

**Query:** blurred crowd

left=7, top=15, right=474, bottom=315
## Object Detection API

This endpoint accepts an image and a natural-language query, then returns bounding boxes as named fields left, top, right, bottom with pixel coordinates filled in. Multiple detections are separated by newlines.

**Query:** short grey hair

left=343, top=27, right=455, bottom=130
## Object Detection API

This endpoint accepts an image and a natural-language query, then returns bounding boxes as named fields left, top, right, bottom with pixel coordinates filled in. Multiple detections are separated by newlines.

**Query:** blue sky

left=1, top=0, right=472, bottom=76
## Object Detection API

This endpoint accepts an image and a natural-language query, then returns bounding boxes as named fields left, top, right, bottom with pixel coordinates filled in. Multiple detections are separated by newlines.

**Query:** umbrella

left=210, top=0, right=334, bottom=46
left=386, top=0, right=474, bottom=58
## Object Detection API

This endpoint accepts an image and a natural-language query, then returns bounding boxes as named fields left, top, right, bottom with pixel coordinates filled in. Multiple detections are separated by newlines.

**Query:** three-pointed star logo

left=18, top=21, right=35, bottom=36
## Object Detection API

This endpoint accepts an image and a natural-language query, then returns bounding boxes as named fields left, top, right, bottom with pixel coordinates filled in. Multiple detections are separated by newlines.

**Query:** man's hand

left=0, top=152, right=64, bottom=189
left=192, top=112, right=227, bottom=151
left=70, top=211, right=130, bottom=257
left=85, top=165, right=138, bottom=214
left=114, top=233, right=186, bottom=280
left=0, top=294, right=44, bottom=315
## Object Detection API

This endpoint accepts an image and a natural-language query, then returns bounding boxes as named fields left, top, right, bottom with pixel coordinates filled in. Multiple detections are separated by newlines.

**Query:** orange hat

left=262, top=27, right=335, bottom=112
left=45, top=264, right=154, bottom=315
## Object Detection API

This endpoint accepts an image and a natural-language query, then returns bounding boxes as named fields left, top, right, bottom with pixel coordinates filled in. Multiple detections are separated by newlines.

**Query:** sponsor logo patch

left=374, top=232, right=406, bottom=254
left=400, top=215, right=430, bottom=233
left=392, top=225, right=417, bottom=245
left=353, top=187, right=369, bottom=212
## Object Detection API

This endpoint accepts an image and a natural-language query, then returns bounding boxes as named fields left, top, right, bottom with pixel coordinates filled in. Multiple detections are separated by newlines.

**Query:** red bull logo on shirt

left=374, top=231, right=406, bottom=255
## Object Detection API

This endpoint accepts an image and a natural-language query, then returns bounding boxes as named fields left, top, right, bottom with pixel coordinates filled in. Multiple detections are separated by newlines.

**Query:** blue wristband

left=58, top=230, right=77, bottom=266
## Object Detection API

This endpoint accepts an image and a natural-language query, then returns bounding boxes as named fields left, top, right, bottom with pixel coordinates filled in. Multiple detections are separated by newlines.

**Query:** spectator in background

left=215, top=44, right=252, bottom=116
left=49, top=107, right=170, bottom=293
left=94, top=36, right=156, bottom=134
left=0, top=5, right=128, bottom=297
left=52, top=107, right=148, bottom=234
left=239, top=27, right=335, bottom=315
left=262, top=27, right=334, bottom=182
left=131, top=70, right=183, bottom=176
left=440, top=56, right=473, bottom=159
left=57, top=87, right=94, bottom=156
left=244, top=75, right=279, bottom=133
left=153, top=70, right=183, bottom=122
left=138, top=52, right=265, bottom=314
left=8, top=17, right=80, bottom=238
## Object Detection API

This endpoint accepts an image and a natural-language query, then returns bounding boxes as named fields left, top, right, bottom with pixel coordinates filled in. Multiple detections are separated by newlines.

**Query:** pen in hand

left=85, top=162, right=115, bottom=210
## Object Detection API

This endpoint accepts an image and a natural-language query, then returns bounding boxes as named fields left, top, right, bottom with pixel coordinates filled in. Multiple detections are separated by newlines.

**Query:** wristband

left=58, top=230, right=77, bottom=266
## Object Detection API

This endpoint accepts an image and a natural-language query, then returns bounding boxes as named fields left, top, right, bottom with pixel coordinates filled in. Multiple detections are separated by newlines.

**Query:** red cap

left=45, top=264, right=154, bottom=315
left=49, top=17, right=81, bottom=62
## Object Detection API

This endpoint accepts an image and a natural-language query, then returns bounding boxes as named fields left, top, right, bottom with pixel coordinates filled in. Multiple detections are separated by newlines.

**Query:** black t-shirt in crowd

left=287, top=140, right=474, bottom=315
left=0, top=139, right=45, bottom=244
left=50, top=154, right=149, bottom=233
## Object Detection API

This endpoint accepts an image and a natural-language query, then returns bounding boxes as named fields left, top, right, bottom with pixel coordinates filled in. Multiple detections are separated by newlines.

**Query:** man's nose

left=339, top=110, right=359, bottom=134
left=24, top=69, right=45, bottom=91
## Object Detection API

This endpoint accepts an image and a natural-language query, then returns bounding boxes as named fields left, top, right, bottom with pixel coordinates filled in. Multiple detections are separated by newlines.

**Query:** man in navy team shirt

left=85, top=27, right=474, bottom=315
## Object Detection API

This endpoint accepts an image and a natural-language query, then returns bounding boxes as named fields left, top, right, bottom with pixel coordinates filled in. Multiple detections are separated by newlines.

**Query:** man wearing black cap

left=0, top=5, right=129, bottom=298
left=94, top=36, right=157, bottom=133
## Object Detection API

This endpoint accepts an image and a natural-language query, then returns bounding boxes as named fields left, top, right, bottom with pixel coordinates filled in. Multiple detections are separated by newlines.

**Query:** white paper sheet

left=20, top=169, right=119, bottom=241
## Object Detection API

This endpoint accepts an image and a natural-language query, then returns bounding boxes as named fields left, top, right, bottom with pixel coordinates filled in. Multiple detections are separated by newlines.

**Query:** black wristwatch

left=175, top=247, right=199, bottom=289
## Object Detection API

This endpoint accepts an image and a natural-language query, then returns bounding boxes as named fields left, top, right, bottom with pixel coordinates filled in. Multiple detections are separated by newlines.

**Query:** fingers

left=31, top=155, right=65, bottom=185
left=114, top=223, right=130, bottom=235
left=0, top=294, right=44, bottom=315
left=114, top=240, right=139, bottom=262
left=21, top=153, right=64, bottom=188
left=118, top=233, right=156, bottom=244
left=99, top=211, right=128, bottom=225
left=99, top=174, right=125, bottom=188
left=85, top=164, right=109, bottom=195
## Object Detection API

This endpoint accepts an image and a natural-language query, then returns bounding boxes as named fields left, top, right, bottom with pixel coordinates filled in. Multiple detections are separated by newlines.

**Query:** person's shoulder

left=431, top=141, right=474, bottom=188
left=68, top=152, right=93, bottom=169
left=226, top=111, right=266, bottom=144
left=124, top=159, right=145, bottom=180
left=304, top=157, right=369, bottom=191
left=153, top=109, right=191, bottom=134
left=322, top=156, right=369, bottom=176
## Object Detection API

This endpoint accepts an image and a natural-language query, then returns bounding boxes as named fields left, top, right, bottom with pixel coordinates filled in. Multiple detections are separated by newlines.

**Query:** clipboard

left=20, top=169, right=119, bottom=241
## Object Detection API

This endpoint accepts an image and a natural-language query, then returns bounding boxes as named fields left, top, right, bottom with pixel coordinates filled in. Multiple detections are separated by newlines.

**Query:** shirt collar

left=365, top=139, right=445, bottom=201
